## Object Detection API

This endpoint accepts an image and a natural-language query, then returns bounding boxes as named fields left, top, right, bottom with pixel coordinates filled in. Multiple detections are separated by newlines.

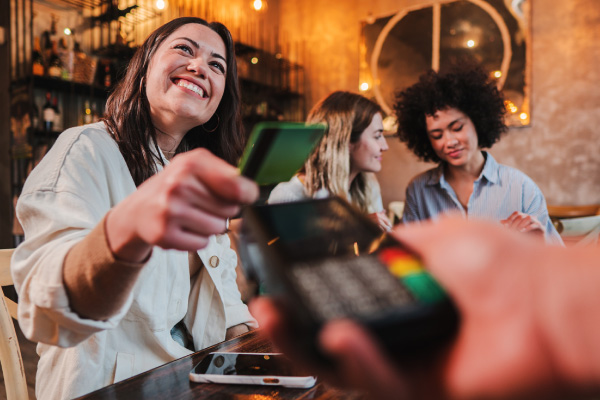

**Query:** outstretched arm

left=64, top=149, right=258, bottom=320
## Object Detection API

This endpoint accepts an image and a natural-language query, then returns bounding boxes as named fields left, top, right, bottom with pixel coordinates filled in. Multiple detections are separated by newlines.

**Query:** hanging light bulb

left=156, top=0, right=166, bottom=10
left=252, top=0, right=267, bottom=12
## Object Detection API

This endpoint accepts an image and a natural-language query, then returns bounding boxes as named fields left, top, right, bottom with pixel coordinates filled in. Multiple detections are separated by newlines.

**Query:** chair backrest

left=548, top=204, right=600, bottom=219
left=554, top=215, right=600, bottom=247
left=388, top=201, right=405, bottom=225
left=0, top=249, right=29, bottom=400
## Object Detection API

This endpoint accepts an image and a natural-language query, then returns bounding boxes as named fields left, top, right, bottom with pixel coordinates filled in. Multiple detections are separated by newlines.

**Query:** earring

left=202, top=114, right=220, bottom=133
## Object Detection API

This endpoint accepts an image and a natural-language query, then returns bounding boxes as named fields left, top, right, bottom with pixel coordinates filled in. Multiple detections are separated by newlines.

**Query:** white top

left=268, top=175, right=384, bottom=213
left=11, top=122, right=256, bottom=399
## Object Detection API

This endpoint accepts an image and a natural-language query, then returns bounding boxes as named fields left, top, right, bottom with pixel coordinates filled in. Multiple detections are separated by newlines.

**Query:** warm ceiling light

left=519, top=112, right=528, bottom=120
left=64, top=28, right=72, bottom=35
left=493, top=70, right=502, bottom=78
left=466, top=39, right=476, bottom=48
left=156, top=0, right=166, bottom=10
left=251, top=57, right=258, bottom=64
left=253, top=0, right=264, bottom=11
left=359, top=82, right=369, bottom=91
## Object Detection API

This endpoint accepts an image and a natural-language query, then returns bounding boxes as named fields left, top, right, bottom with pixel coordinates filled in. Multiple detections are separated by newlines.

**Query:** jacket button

left=209, top=255, right=220, bottom=268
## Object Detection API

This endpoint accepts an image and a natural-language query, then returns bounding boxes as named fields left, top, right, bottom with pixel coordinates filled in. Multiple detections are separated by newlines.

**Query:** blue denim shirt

left=403, top=152, right=563, bottom=245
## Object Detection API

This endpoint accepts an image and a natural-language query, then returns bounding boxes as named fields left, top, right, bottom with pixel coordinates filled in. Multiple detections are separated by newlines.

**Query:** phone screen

left=192, top=353, right=307, bottom=377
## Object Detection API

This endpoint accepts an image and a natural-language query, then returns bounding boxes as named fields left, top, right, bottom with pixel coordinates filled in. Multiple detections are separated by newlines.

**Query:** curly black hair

left=394, top=65, right=507, bottom=163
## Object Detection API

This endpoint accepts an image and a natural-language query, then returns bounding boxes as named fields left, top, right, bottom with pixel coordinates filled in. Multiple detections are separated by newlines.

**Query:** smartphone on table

left=189, top=352, right=317, bottom=388
left=238, top=122, right=326, bottom=186
left=237, top=197, right=460, bottom=362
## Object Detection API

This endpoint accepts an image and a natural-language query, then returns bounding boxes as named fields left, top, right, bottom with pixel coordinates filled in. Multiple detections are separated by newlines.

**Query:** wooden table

left=76, top=330, right=366, bottom=399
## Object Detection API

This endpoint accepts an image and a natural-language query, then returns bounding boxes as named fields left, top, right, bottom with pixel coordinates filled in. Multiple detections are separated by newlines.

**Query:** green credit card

left=238, top=122, right=326, bottom=185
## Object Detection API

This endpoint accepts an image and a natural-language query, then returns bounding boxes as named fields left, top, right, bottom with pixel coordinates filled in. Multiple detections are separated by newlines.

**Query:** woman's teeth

left=177, top=80, right=205, bottom=97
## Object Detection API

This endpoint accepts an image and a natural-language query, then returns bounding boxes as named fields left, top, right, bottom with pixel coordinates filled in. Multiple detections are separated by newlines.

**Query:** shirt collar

left=426, top=151, right=500, bottom=186
left=479, top=151, right=499, bottom=184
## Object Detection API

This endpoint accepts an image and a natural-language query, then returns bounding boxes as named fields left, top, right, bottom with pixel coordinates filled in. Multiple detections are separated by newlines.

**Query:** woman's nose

left=381, top=137, right=389, bottom=151
left=446, top=131, right=459, bottom=146
left=187, top=57, right=208, bottom=78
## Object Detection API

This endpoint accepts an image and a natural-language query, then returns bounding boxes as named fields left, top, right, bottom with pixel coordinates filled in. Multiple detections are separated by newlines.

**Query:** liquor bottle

left=58, top=38, right=72, bottom=81
left=42, top=92, right=55, bottom=133
left=103, top=64, right=112, bottom=88
left=32, top=37, right=45, bottom=76
left=47, top=41, right=63, bottom=78
left=41, top=30, right=52, bottom=71
left=52, top=95, right=63, bottom=132
left=83, top=100, right=92, bottom=124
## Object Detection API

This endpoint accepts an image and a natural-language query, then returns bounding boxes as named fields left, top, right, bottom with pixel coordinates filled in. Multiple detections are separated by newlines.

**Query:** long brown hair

left=103, top=17, right=244, bottom=186
left=304, top=91, right=382, bottom=212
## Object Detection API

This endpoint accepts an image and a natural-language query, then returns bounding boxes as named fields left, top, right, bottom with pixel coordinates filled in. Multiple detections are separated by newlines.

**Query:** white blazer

left=11, top=122, right=257, bottom=400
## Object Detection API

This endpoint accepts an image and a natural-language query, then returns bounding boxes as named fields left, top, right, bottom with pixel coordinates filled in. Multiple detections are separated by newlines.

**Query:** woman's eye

left=210, top=61, right=225, bottom=74
left=453, top=125, right=463, bottom=132
left=431, top=135, right=442, bottom=140
left=175, top=44, right=192, bottom=54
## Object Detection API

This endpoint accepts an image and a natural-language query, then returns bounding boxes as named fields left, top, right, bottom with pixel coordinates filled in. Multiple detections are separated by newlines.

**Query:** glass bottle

left=32, top=37, right=45, bottom=76
left=47, top=41, right=63, bottom=78
left=42, top=92, right=55, bottom=133
left=53, top=95, right=63, bottom=132
left=103, top=64, right=112, bottom=88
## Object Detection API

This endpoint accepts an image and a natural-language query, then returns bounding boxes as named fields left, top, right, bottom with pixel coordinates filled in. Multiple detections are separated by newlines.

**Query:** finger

left=171, top=176, right=242, bottom=219
left=504, top=211, right=521, bottom=224
left=176, top=207, right=229, bottom=237
left=320, top=320, right=410, bottom=398
left=154, top=227, right=210, bottom=250
left=180, top=149, right=259, bottom=204
left=379, top=213, right=393, bottom=228
left=514, top=215, right=533, bottom=231
left=250, top=298, right=299, bottom=356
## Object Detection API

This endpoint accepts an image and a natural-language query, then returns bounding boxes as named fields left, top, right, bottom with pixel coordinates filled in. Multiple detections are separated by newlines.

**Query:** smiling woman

left=11, top=17, right=258, bottom=400
left=268, top=91, right=393, bottom=232
left=394, top=66, right=562, bottom=245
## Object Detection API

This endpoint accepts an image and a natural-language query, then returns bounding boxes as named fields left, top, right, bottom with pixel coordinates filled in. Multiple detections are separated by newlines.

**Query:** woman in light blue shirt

left=394, top=66, right=562, bottom=245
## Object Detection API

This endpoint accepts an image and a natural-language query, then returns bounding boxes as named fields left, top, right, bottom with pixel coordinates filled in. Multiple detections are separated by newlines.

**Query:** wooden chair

left=388, top=201, right=405, bottom=225
left=553, top=215, right=600, bottom=247
left=0, top=249, right=29, bottom=400
left=547, top=204, right=600, bottom=219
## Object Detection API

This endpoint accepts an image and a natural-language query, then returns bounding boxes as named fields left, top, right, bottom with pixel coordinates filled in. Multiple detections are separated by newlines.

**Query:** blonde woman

left=268, top=91, right=392, bottom=231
